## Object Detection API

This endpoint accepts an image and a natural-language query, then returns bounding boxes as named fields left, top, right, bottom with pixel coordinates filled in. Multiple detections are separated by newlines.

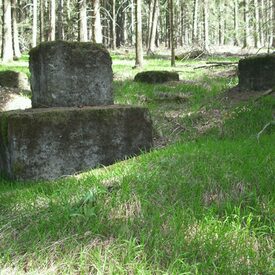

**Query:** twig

left=254, top=89, right=274, bottom=101
left=257, top=121, right=275, bottom=141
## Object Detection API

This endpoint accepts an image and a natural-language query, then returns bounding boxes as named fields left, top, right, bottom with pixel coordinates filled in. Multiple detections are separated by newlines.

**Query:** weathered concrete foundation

left=238, top=54, right=275, bottom=91
left=0, top=105, right=152, bottom=181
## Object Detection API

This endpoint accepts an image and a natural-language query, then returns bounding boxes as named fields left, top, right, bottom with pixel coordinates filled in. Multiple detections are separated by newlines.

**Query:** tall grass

left=0, top=54, right=274, bottom=274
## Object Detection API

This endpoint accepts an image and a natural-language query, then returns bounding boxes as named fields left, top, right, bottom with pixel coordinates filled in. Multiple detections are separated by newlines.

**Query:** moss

left=12, top=161, right=25, bottom=175
left=0, top=113, right=9, bottom=146
left=134, top=71, right=179, bottom=84
left=29, top=41, right=109, bottom=60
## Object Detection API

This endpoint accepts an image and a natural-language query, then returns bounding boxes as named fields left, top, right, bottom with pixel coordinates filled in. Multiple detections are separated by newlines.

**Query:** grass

left=0, top=52, right=274, bottom=274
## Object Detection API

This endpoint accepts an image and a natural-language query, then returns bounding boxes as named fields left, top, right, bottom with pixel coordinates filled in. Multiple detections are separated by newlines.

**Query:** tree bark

left=234, top=0, right=239, bottom=46
left=243, top=0, right=249, bottom=48
left=203, top=0, right=209, bottom=50
left=79, top=0, right=87, bottom=41
left=57, top=0, right=64, bottom=40
left=112, top=0, right=116, bottom=49
left=169, top=0, right=175, bottom=67
left=254, top=0, right=260, bottom=47
left=50, top=0, right=56, bottom=41
left=135, top=0, right=143, bottom=67
left=2, top=0, right=13, bottom=62
left=32, top=0, right=37, bottom=47
left=92, top=0, right=103, bottom=43
left=40, top=0, right=45, bottom=42
left=147, top=0, right=159, bottom=54
left=11, top=0, right=21, bottom=58
left=192, top=0, right=199, bottom=44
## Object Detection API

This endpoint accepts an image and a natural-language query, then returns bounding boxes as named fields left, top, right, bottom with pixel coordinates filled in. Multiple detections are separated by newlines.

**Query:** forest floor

left=0, top=52, right=274, bottom=274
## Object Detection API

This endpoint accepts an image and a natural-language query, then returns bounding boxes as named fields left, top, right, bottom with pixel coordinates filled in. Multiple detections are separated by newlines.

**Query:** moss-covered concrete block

left=238, top=54, right=275, bottom=91
left=134, top=71, right=179, bottom=84
left=0, top=105, right=152, bottom=181
left=29, top=41, right=113, bottom=108
left=0, top=70, right=30, bottom=90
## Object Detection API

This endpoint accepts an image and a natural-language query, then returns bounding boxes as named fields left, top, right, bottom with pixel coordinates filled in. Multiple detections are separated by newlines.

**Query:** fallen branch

left=194, top=61, right=238, bottom=70
left=257, top=120, right=275, bottom=141
left=255, top=89, right=274, bottom=101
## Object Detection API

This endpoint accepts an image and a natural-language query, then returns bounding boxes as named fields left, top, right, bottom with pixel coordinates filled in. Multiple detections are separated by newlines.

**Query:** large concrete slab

left=29, top=41, right=113, bottom=108
left=238, top=54, right=275, bottom=91
left=0, top=105, right=152, bottom=181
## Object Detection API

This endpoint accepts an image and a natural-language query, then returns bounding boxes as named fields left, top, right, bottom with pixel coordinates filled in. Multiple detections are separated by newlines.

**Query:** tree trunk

left=57, top=0, right=64, bottom=40
left=92, top=0, right=103, bottom=43
left=135, top=0, right=143, bottom=67
left=2, top=0, right=13, bottom=62
left=78, top=0, right=87, bottom=41
left=169, top=0, right=175, bottom=67
left=243, top=0, right=249, bottom=48
left=32, top=0, right=37, bottom=47
left=147, top=0, right=159, bottom=54
left=50, top=0, right=56, bottom=41
left=112, top=0, right=116, bottom=49
left=272, top=0, right=275, bottom=47
left=192, top=0, right=199, bottom=44
left=203, top=0, right=209, bottom=50
left=131, top=0, right=135, bottom=45
left=234, top=0, right=239, bottom=46
left=254, top=0, right=260, bottom=47
left=40, top=0, right=45, bottom=42
left=269, top=0, right=274, bottom=47
left=11, top=0, right=21, bottom=58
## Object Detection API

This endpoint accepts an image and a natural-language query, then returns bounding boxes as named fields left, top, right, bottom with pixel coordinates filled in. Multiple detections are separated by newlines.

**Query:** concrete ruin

left=0, top=42, right=152, bottom=181
left=238, top=54, right=275, bottom=91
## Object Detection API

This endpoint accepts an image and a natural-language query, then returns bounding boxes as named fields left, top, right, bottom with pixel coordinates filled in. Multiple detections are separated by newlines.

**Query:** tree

left=11, top=0, right=21, bottom=58
left=169, top=0, right=175, bottom=67
left=50, top=0, right=56, bottom=41
left=135, top=0, right=143, bottom=67
left=2, top=0, right=13, bottom=62
left=234, top=0, right=239, bottom=46
left=112, top=0, right=116, bottom=49
left=40, top=0, right=45, bottom=42
left=79, top=0, right=88, bottom=41
left=57, top=0, right=65, bottom=40
left=32, top=0, right=37, bottom=47
left=147, top=0, right=159, bottom=54
left=192, top=0, right=199, bottom=44
left=203, top=0, right=209, bottom=50
left=243, top=0, right=249, bottom=48
left=92, top=0, right=103, bottom=43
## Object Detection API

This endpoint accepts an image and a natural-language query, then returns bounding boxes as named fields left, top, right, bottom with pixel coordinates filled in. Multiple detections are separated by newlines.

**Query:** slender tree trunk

left=253, top=0, right=260, bottom=47
left=269, top=0, right=273, bottom=47
left=192, top=0, right=199, bottom=44
left=57, top=0, right=64, bottom=40
left=2, top=0, right=13, bottom=62
left=234, top=0, right=239, bottom=45
left=169, top=0, right=175, bottom=67
left=272, top=0, right=275, bottom=47
left=147, top=0, right=159, bottom=54
left=50, top=0, right=56, bottom=41
left=135, top=0, right=143, bottom=67
left=92, top=0, right=103, bottom=43
left=78, top=0, right=87, bottom=41
left=32, top=0, right=37, bottom=47
left=112, top=0, right=116, bottom=49
left=243, top=0, right=249, bottom=48
left=40, top=0, right=45, bottom=42
left=11, top=0, right=21, bottom=58
left=131, top=0, right=135, bottom=45
left=203, top=0, right=209, bottom=50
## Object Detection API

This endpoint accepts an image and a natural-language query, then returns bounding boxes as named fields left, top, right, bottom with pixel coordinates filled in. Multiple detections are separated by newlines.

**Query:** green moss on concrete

left=0, top=113, right=9, bottom=146
left=134, top=71, right=180, bottom=84
left=12, top=161, right=25, bottom=175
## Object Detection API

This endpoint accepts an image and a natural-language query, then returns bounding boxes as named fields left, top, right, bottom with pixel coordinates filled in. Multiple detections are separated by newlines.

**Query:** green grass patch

left=0, top=53, right=274, bottom=274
